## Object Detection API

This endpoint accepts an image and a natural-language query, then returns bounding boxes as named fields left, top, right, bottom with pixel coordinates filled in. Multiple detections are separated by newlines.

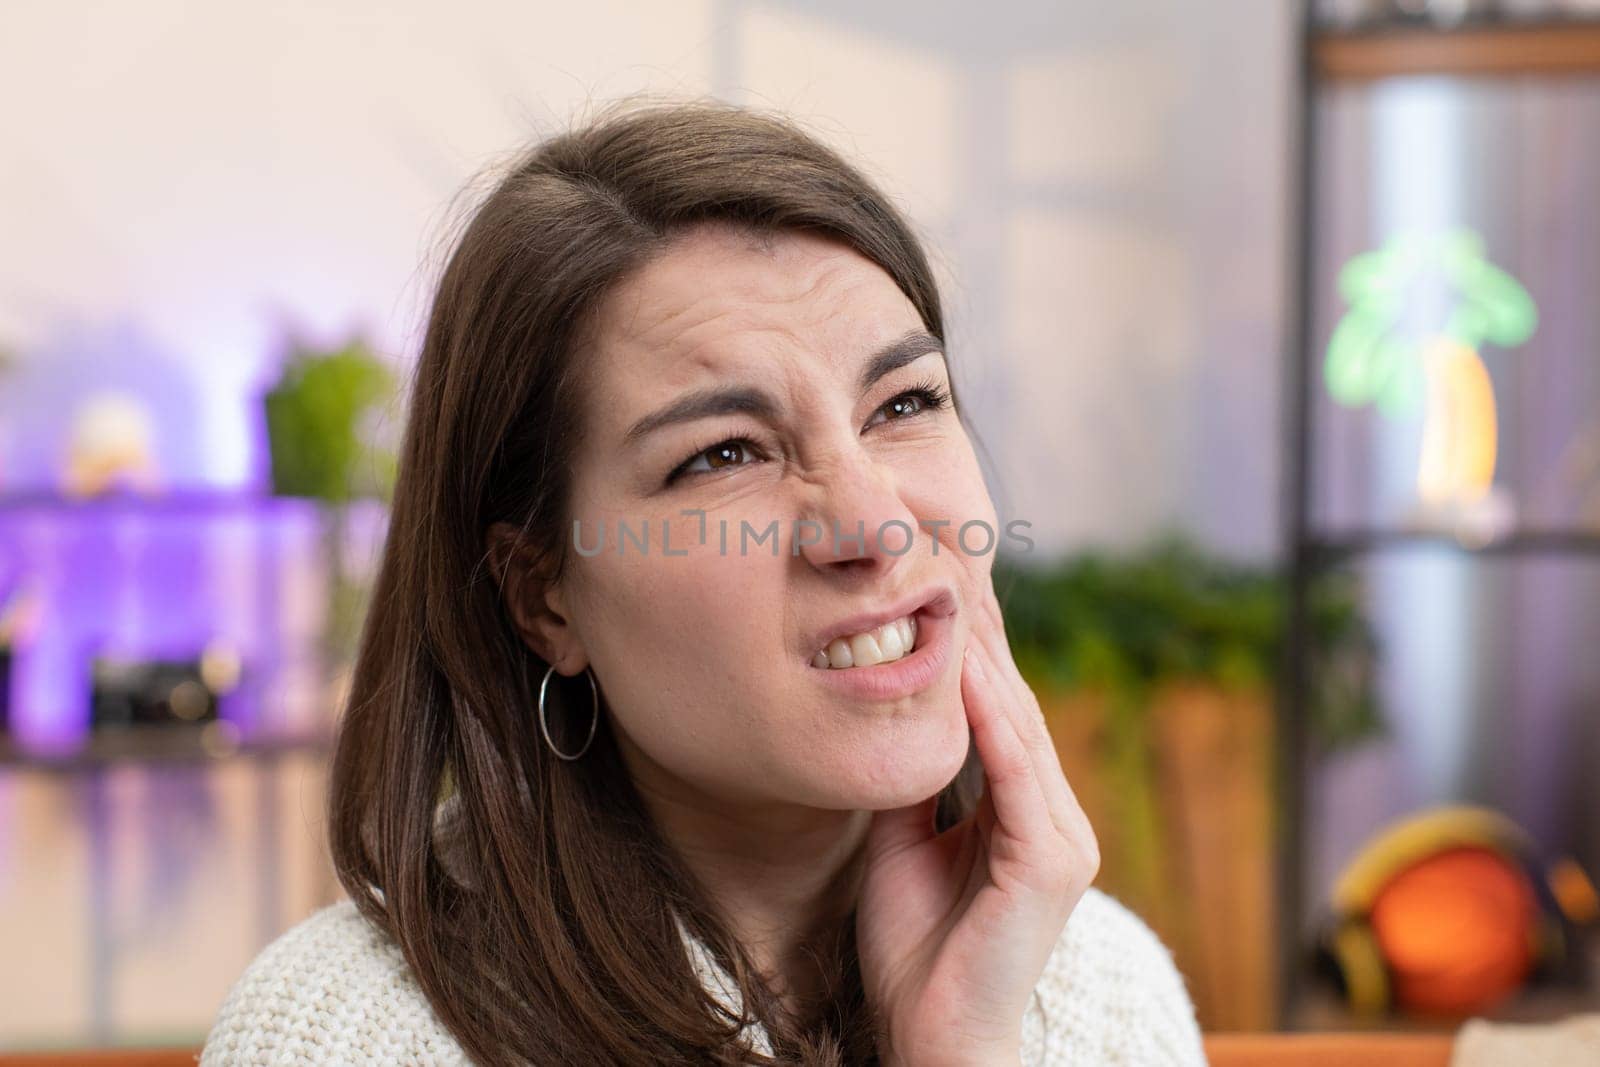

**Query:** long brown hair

left=328, top=95, right=985, bottom=1066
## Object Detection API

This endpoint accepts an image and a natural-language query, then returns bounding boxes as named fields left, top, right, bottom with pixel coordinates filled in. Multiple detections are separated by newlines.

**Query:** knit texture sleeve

left=1020, top=886, right=1209, bottom=1066
left=199, top=899, right=470, bottom=1067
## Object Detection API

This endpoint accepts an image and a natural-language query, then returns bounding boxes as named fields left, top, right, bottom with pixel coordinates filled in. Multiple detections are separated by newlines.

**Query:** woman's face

left=546, top=223, right=996, bottom=814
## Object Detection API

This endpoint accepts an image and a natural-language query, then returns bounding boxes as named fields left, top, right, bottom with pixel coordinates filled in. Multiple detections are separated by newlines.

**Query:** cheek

left=579, top=540, right=782, bottom=740
left=900, top=436, right=998, bottom=551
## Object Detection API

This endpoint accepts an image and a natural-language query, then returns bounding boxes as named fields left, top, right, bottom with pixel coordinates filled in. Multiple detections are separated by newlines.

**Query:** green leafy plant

left=261, top=335, right=400, bottom=671
left=993, top=530, right=1385, bottom=942
left=262, top=336, right=398, bottom=504
left=994, top=529, right=1385, bottom=752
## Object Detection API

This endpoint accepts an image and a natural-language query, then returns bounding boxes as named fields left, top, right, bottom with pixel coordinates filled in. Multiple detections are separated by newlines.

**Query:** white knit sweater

left=200, top=885, right=1208, bottom=1065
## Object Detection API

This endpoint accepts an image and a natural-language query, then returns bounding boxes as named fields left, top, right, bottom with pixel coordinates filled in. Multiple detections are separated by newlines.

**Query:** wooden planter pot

left=1038, top=680, right=1280, bottom=1032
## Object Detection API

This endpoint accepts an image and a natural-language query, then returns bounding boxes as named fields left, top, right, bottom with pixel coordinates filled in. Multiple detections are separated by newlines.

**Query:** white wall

left=1, top=0, right=1294, bottom=557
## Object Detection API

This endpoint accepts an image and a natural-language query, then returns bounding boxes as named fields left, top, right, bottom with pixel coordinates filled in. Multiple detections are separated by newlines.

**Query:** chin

left=802, top=710, right=972, bottom=810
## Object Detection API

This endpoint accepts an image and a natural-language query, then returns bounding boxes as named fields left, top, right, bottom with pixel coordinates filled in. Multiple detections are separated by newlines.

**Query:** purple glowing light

left=0, top=491, right=329, bottom=752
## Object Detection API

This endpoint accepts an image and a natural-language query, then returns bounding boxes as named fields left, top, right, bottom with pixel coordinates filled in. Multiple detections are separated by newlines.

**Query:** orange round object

left=1368, top=845, right=1536, bottom=1017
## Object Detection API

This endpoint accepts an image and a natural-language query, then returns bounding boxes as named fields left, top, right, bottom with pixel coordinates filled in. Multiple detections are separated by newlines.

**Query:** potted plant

left=261, top=334, right=399, bottom=702
left=993, top=530, right=1384, bottom=1031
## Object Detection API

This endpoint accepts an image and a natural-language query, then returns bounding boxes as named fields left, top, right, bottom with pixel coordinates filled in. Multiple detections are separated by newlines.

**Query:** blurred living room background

left=3, top=0, right=1599, bottom=1056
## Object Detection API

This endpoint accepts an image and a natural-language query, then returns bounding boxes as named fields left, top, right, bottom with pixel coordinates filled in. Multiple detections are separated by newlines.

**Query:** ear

left=485, top=520, right=587, bottom=674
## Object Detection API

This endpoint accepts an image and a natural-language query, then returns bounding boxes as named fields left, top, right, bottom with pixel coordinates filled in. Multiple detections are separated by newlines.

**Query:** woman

left=201, top=98, right=1207, bottom=1066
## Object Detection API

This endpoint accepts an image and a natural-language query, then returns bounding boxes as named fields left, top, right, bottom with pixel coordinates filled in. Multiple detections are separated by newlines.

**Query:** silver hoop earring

left=538, top=664, right=599, bottom=761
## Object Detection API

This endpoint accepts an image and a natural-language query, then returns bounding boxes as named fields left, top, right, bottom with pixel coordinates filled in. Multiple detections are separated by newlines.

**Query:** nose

left=795, top=447, right=919, bottom=575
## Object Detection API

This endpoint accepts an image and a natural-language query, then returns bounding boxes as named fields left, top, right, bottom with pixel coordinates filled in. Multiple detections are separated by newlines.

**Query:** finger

left=969, top=577, right=1053, bottom=748
left=966, top=635, right=1082, bottom=845
left=967, top=588, right=1095, bottom=850
left=965, top=641, right=1100, bottom=899
left=961, top=643, right=1056, bottom=850
left=968, top=638, right=1100, bottom=894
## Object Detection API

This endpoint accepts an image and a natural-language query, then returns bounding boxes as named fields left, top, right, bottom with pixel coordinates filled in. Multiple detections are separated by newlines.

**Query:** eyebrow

left=622, top=329, right=945, bottom=446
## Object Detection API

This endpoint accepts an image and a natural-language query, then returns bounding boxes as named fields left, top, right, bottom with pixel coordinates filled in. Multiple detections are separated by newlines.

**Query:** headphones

left=1311, top=804, right=1598, bottom=1020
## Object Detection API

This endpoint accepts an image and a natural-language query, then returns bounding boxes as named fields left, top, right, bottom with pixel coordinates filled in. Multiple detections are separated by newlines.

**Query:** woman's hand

left=856, top=571, right=1101, bottom=1066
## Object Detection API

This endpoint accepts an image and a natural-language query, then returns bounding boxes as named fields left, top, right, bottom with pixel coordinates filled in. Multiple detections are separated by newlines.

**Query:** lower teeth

left=839, top=654, right=903, bottom=670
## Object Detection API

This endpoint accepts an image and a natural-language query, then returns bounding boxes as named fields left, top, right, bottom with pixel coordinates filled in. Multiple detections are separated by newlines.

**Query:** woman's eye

left=882, top=394, right=926, bottom=420
left=865, top=383, right=951, bottom=429
left=666, top=438, right=760, bottom=484
left=664, top=383, right=951, bottom=487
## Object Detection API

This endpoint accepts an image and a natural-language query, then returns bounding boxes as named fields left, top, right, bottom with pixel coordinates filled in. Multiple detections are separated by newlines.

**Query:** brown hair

left=328, top=95, right=985, bottom=1066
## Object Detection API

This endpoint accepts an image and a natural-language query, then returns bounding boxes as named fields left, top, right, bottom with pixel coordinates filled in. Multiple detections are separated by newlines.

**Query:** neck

left=616, top=732, right=869, bottom=1014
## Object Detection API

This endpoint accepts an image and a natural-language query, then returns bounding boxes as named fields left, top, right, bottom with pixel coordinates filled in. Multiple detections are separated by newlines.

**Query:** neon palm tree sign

left=1325, top=229, right=1537, bottom=510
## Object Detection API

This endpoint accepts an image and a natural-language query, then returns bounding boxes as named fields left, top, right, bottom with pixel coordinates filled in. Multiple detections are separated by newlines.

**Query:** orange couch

left=0, top=1034, right=1461, bottom=1065
left=0, top=1054, right=198, bottom=1067
left=1206, top=1032, right=1455, bottom=1065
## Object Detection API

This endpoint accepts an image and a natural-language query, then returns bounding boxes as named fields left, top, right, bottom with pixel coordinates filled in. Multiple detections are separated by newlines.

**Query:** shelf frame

left=1305, top=528, right=1600, bottom=566
left=1314, top=19, right=1600, bottom=82
left=1283, top=7, right=1600, bottom=1036
left=0, top=729, right=332, bottom=773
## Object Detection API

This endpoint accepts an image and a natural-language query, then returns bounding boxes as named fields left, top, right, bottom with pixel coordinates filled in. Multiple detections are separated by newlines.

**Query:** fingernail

left=965, top=646, right=985, bottom=678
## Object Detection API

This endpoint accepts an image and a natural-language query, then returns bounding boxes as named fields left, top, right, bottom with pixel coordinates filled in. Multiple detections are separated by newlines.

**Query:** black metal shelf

left=0, top=488, right=357, bottom=515
left=1279, top=6, right=1600, bottom=1033
left=0, top=727, right=332, bottom=774
left=1313, top=16, right=1600, bottom=81
left=1304, top=527, right=1600, bottom=565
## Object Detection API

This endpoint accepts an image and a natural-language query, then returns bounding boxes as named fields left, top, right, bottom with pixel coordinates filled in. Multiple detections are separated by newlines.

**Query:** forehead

left=580, top=226, right=925, bottom=419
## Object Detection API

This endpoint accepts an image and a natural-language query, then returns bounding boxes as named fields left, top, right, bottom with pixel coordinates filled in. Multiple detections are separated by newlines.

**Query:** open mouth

left=806, top=604, right=953, bottom=703
left=805, top=589, right=958, bottom=701
left=809, top=610, right=923, bottom=670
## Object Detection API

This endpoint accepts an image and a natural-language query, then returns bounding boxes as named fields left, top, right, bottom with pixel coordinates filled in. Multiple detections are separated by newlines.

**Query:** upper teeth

left=811, top=614, right=918, bottom=669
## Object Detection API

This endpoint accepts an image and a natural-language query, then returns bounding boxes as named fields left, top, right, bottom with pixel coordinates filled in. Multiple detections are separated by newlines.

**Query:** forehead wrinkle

left=596, top=234, right=920, bottom=446
left=670, top=324, right=807, bottom=405
left=636, top=306, right=765, bottom=389
left=662, top=270, right=872, bottom=388
left=653, top=237, right=862, bottom=344
left=617, top=228, right=884, bottom=366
